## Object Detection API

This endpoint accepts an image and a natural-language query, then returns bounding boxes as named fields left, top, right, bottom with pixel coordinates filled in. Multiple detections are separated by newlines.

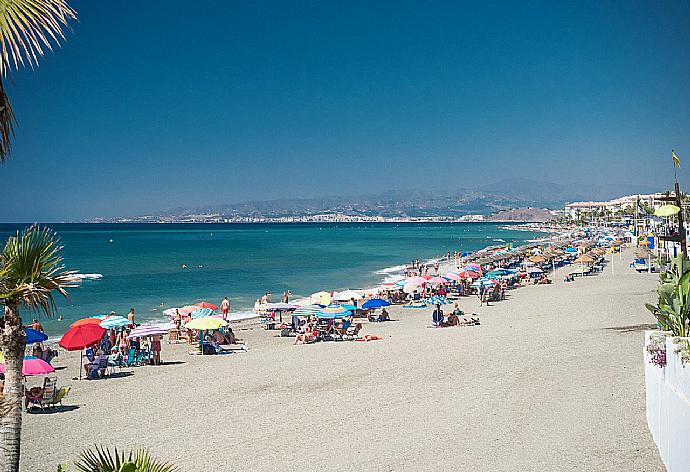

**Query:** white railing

left=644, top=331, right=690, bottom=472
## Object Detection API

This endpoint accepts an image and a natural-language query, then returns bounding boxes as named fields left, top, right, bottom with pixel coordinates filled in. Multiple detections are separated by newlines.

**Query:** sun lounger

left=41, top=386, right=71, bottom=408
left=25, top=377, right=57, bottom=411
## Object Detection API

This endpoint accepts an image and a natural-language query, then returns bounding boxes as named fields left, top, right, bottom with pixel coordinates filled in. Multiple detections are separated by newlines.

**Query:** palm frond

left=0, top=224, right=77, bottom=316
left=0, top=76, right=14, bottom=162
left=0, top=0, right=77, bottom=76
left=74, top=446, right=179, bottom=472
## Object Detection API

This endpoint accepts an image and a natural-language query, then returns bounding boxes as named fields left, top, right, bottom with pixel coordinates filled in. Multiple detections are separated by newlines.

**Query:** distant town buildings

left=564, top=193, right=666, bottom=219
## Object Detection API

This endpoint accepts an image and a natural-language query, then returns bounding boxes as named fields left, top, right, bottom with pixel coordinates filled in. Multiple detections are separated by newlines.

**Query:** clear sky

left=3, top=0, right=690, bottom=221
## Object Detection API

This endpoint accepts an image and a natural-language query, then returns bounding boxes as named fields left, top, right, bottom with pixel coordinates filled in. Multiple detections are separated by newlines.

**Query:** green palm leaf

left=0, top=0, right=76, bottom=75
left=0, top=224, right=77, bottom=315
left=74, top=446, right=179, bottom=472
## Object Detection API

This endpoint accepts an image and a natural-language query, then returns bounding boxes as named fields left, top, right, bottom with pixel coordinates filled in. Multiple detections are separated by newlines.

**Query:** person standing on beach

left=282, top=291, right=289, bottom=303
left=127, top=308, right=135, bottom=326
left=221, top=297, right=230, bottom=318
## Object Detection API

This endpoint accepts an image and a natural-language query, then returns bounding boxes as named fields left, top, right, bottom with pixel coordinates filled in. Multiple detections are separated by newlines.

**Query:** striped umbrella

left=99, top=316, right=130, bottom=329
left=190, top=308, right=214, bottom=319
left=293, top=305, right=322, bottom=317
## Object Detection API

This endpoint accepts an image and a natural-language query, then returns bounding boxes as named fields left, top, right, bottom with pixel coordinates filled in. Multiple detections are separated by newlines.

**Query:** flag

left=673, top=150, right=681, bottom=168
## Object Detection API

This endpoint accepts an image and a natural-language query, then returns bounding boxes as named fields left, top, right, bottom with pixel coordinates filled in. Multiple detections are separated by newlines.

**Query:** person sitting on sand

left=378, top=308, right=390, bottom=322
left=223, top=328, right=237, bottom=345
left=451, top=303, right=464, bottom=317
left=432, top=304, right=444, bottom=327
left=444, top=312, right=460, bottom=326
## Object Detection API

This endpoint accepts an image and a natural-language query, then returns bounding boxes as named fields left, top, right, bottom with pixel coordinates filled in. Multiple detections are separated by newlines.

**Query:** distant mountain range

left=88, top=179, right=661, bottom=222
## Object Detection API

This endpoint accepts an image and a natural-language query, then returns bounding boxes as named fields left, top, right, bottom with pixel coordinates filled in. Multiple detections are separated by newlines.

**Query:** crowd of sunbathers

left=294, top=315, right=363, bottom=344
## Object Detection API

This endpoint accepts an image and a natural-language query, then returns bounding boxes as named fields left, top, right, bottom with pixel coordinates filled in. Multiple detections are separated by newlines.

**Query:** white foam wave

left=375, top=264, right=407, bottom=275
left=66, top=273, right=103, bottom=282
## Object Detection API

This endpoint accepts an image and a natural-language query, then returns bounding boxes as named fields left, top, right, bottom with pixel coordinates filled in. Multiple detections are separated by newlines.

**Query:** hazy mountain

left=94, top=179, right=662, bottom=222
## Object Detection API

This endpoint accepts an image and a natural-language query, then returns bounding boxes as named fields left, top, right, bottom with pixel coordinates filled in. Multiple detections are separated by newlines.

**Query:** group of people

left=293, top=314, right=362, bottom=344
left=431, top=303, right=480, bottom=328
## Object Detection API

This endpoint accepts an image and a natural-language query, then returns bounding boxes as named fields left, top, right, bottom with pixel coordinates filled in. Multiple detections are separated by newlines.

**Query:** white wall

left=645, top=331, right=690, bottom=472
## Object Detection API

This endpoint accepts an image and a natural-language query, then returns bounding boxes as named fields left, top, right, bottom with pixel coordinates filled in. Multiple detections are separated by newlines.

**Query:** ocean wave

left=375, top=264, right=407, bottom=275
left=66, top=273, right=103, bottom=282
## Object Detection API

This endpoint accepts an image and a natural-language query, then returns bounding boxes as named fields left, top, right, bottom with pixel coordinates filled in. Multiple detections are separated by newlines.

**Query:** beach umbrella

left=190, top=308, right=214, bottom=319
left=403, top=281, right=421, bottom=294
left=470, top=280, right=495, bottom=288
left=179, top=305, right=199, bottom=316
left=654, top=204, right=680, bottom=217
left=573, top=255, right=594, bottom=264
left=310, top=291, right=332, bottom=305
left=564, top=247, right=577, bottom=253
left=362, top=298, right=391, bottom=309
left=25, top=328, right=48, bottom=345
left=0, top=355, right=54, bottom=376
left=128, top=324, right=169, bottom=338
left=292, top=305, right=322, bottom=317
left=71, top=317, right=101, bottom=328
left=526, top=267, right=544, bottom=274
left=394, top=279, right=407, bottom=287
left=444, top=273, right=463, bottom=281
left=59, top=324, right=106, bottom=380
left=194, top=301, right=218, bottom=310
left=466, top=263, right=481, bottom=269
left=99, top=316, right=130, bottom=329
left=334, top=290, right=364, bottom=301
left=406, top=276, right=427, bottom=285
left=163, top=308, right=180, bottom=318
left=185, top=317, right=228, bottom=330
left=426, top=276, right=448, bottom=285
left=317, top=305, right=351, bottom=319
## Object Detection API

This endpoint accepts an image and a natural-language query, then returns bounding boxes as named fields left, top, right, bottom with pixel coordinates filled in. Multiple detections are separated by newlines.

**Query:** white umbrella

left=334, top=290, right=364, bottom=301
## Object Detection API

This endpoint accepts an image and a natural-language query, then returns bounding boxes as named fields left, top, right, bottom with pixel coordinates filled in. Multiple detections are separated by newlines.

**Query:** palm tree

left=0, top=225, right=76, bottom=472
left=68, top=446, right=179, bottom=472
left=0, top=0, right=76, bottom=162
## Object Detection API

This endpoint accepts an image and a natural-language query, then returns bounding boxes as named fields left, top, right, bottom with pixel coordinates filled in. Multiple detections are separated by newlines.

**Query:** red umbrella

left=60, top=324, right=106, bottom=380
left=71, top=317, right=101, bottom=328
left=194, top=301, right=218, bottom=310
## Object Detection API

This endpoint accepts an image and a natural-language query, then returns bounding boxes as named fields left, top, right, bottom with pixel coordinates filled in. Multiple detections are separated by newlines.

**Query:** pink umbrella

left=0, top=356, right=55, bottom=376
left=427, top=276, right=448, bottom=285
left=444, top=273, right=463, bottom=281
left=466, top=263, right=481, bottom=269
left=128, top=325, right=169, bottom=339
left=178, top=306, right=198, bottom=316
left=406, top=276, right=426, bottom=286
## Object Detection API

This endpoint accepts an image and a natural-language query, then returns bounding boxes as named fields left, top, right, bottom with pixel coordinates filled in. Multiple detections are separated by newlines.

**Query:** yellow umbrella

left=310, top=291, right=332, bottom=305
left=185, top=317, right=228, bottom=330
left=654, top=204, right=680, bottom=217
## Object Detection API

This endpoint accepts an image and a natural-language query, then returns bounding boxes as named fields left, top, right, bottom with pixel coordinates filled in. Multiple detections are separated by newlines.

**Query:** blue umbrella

left=362, top=298, right=391, bottom=309
left=25, top=328, right=47, bottom=345
left=339, top=304, right=359, bottom=311
left=564, top=247, right=577, bottom=253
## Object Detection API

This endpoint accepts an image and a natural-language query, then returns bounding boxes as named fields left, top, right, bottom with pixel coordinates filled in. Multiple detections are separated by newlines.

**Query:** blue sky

left=3, top=0, right=690, bottom=221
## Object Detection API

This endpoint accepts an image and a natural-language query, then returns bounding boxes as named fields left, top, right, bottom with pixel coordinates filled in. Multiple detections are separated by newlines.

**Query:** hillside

left=486, top=207, right=555, bottom=222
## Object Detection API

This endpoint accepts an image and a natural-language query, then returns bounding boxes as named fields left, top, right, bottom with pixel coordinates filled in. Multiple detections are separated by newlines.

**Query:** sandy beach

left=20, top=249, right=663, bottom=471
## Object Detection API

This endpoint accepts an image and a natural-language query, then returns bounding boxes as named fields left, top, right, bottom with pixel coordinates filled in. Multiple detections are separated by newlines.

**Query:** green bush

left=646, top=254, right=690, bottom=337
left=57, top=446, right=178, bottom=472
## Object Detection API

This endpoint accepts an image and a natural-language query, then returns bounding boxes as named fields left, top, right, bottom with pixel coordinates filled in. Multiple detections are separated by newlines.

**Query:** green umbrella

left=654, top=204, right=680, bottom=217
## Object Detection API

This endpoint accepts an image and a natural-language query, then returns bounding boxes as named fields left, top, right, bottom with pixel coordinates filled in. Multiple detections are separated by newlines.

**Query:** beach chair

left=344, top=323, right=363, bottom=340
left=121, top=348, right=137, bottom=368
left=25, top=377, right=57, bottom=411
left=136, top=350, right=150, bottom=365
left=41, top=386, right=71, bottom=409
left=87, top=354, right=108, bottom=379
left=107, top=353, right=122, bottom=375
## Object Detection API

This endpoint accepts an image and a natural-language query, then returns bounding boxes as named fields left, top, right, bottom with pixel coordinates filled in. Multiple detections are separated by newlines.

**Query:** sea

left=0, top=223, right=542, bottom=337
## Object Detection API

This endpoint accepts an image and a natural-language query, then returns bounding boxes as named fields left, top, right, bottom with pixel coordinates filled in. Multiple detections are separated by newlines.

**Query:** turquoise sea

left=0, top=223, right=541, bottom=336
